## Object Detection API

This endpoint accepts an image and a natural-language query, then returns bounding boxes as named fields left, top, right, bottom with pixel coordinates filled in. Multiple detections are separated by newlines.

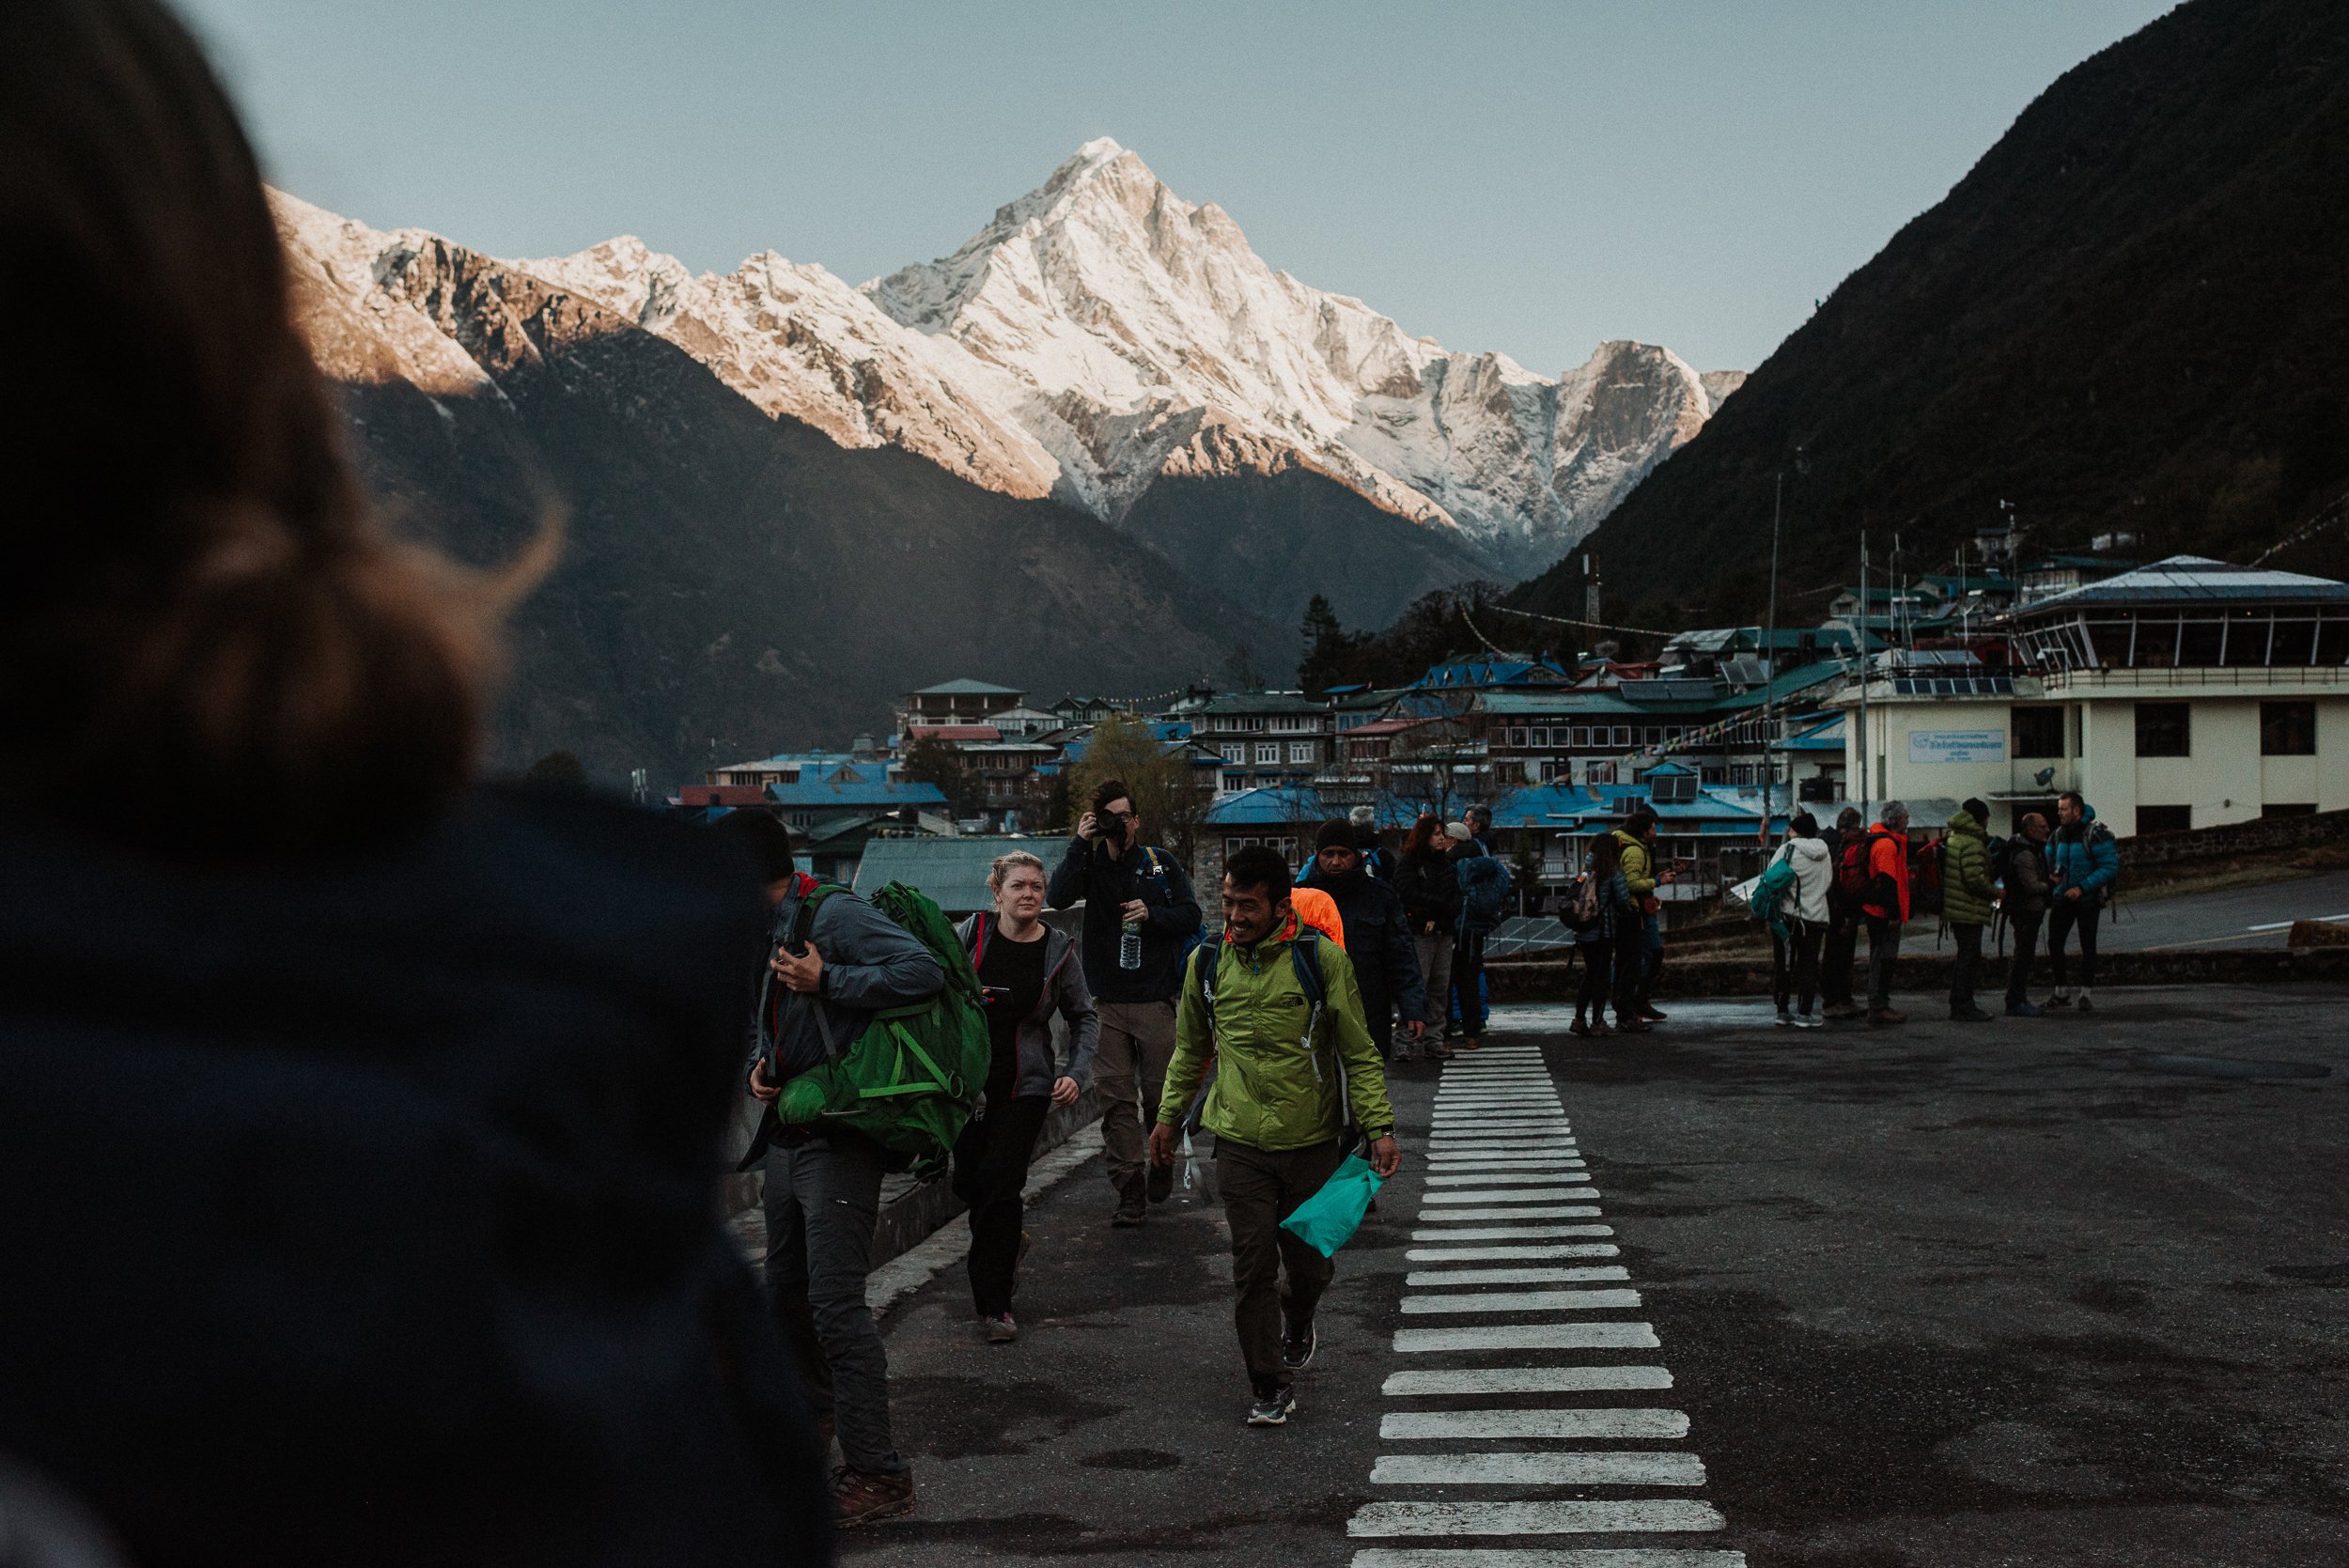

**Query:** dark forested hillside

left=316, top=240, right=1273, bottom=785
left=1516, top=0, right=2349, bottom=621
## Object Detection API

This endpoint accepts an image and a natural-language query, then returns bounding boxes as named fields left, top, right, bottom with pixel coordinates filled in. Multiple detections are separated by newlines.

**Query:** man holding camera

left=1047, top=779, right=1204, bottom=1226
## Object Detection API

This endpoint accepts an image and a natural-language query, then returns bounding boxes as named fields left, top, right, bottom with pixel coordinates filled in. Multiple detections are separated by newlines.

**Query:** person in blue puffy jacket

left=2045, top=792, right=2120, bottom=1013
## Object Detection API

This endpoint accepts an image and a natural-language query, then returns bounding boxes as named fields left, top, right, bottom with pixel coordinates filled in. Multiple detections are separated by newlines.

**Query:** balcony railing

left=2039, top=664, right=2349, bottom=691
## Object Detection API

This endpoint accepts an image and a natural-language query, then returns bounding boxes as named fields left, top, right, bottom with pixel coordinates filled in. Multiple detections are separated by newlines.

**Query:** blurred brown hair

left=0, top=0, right=543, bottom=853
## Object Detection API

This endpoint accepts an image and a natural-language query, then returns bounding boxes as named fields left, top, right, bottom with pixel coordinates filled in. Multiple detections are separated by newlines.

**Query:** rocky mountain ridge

left=508, top=138, right=1739, bottom=580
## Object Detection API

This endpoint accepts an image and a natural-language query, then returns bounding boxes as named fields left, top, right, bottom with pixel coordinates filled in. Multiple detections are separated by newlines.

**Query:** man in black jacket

left=731, top=813, right=944, bottom=1529
left=1300, top=818, right=1426, bottom=1060
left=1046, top=779, right=1204, bottom=1225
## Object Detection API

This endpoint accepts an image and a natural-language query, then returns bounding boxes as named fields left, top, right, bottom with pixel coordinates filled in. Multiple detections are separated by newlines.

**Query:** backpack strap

left=788, top=878, right=848, bottom=1058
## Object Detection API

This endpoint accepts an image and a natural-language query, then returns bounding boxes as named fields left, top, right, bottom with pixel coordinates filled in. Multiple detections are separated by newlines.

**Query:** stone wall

left=2121, top=805, right=2349, bottom=871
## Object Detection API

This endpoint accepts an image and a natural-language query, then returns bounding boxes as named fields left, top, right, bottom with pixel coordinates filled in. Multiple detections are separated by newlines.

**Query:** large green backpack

left=771, top=881, right=990, bottom=1175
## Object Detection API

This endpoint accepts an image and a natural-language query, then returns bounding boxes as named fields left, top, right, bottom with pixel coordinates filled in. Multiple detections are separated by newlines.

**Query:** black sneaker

left=2077, top=994, right=2095, bottom=1015
left=1147, top=1161, right=1174, bottom=1203
left=1246, top=1386, right=1297, bottom=1426
left=1281, top=1321, right=1316, bottom=1372
left=2046, top=994, right=2074, bottom=1009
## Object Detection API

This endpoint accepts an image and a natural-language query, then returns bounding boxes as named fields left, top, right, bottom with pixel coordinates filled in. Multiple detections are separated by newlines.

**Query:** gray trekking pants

left=762, top=1132, right=906, bottom=1475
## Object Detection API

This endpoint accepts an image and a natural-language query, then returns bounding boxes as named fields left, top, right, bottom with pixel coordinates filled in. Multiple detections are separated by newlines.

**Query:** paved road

left=845, top=986, right=2349, bottom=1566
left=2097, top=869, right=2349, bottom=951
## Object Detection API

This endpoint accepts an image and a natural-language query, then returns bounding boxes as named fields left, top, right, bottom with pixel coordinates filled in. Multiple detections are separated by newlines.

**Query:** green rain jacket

left=1157, top=918, right=1395, bottom=1151
left=1943, top=808, right=1997, bottom=927
left=1610, top=829, right=1657, bottom=898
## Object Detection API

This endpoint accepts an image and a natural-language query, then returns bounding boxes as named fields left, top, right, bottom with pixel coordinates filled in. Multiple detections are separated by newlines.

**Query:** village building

left=1836, top=555, right=2349, bottom=837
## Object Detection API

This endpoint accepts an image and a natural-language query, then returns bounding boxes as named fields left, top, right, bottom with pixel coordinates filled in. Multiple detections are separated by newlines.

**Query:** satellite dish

left=2034, top=767, right=2056, bottom=787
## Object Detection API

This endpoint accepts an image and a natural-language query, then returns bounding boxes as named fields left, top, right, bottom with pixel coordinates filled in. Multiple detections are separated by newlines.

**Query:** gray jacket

left=740, top=876, right=943, bottom=1165
left=955, top=915, right=1101, bottom=1101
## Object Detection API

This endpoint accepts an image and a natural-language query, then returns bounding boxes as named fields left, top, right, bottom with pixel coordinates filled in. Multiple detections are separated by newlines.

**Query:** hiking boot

left=1590, top=1019, right=1613, bottom=1037
left=1456, top=1037, right=1481, bottom=1051
left=2007, top=1001, right=2046, bottom=1017
left=1869, top=1007, right=1908, bottom=1027
left=1824, top=1001, right=1865, bottom=1020
left=1281, top=1321, right=1317, bottom=1373
left=832, top=1465, right=914, bottom=1528
left=1568, top=1017, right=1591, bottom=1037
left=1774, top=1008, right=1793, bottom=1028
left=1112, top=1179, right=1146, bottom=1227
left=2046, top=993, right=2075, bottom=1009
left=1147, top=1160, right=1174, bottom=1204
left=1791, top=1012, right=1823, bottom=1030
left=1613, top=1018, right=1650, bottom=1034
left=1246, top=1386, right=1297, bottom=1426
left=1639, top=1007, right=1669, bottom=1023
left=1951, top=1006, right=1995, bottom=1022
left=981, top=1312, right=1019, bottom=1344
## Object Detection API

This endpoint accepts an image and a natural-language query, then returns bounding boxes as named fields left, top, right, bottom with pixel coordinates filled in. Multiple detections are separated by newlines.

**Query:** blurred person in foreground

left=0, top=3, right=827, bottom=1561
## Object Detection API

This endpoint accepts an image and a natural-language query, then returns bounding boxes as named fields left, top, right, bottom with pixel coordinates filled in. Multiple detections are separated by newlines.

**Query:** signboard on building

left=1907, top=729, right=2006, bottom=765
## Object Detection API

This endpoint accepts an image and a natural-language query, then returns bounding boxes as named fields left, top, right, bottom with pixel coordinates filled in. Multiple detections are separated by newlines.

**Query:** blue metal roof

left=1485, top=782, right=1785, bottom=836
left=764, top=761, right=947, bottom=811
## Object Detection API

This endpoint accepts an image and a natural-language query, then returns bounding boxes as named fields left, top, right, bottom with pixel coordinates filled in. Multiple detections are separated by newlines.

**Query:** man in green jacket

left=1149, top=845, right=1400, bottom=1428
left=1943, top=798, right=1998, bottom=1022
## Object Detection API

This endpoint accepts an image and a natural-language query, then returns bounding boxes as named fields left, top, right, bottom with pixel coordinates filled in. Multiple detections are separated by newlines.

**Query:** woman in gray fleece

left=953, top=851, right=1100, bottom=1341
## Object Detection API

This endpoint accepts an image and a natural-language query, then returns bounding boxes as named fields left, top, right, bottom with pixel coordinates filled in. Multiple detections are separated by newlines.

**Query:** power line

left=2248, top=483, right=2349, bottom=567
left=1484, top=602, right=1687, bottom=640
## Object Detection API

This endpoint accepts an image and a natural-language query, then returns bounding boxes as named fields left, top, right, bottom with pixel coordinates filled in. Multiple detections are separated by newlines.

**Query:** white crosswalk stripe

left=1373, top=1452, right=1707, bottom=1487
left=1406, top=1244, right=1620, bottom=1261
left=1382, top=1366, right=1672, bottom=1396
left=1353, top=1548, right=1745, bottom=1566
left=1400, top=1288, right=1642, bottom=1313
left=1392, top=1323, right=1659, bottom=1353
left=1350, top=1501, right=1728, bottom=1536
left=1405, top=1265, right=1630, bottom=1286
left=1350, top=1048, right=1740, bottom=1566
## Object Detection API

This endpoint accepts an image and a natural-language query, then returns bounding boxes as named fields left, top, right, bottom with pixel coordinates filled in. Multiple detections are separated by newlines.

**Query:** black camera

left=1096, top=811, right=1127, bottom=850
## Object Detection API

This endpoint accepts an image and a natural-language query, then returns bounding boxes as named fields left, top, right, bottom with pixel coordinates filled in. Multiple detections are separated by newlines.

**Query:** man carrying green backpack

left=721, top=812, right=951, bottom=1529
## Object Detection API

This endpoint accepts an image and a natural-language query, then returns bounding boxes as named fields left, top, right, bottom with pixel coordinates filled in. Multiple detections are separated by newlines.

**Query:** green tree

left=899, top=735, right=977, bottom=816
left=1064, top=714, right=1208, bottom=860
left=1298, top=593, right=1369, bottom=696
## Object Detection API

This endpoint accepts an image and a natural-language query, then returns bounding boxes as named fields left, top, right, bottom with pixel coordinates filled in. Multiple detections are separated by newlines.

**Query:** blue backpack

left=1457, top=856, right=1512, bottom=935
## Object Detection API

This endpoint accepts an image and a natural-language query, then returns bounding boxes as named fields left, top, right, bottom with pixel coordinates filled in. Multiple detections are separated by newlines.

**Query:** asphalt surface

left=844, top=986, right=2349, bottom=1567
left=2096, top=869, right=2349, bottom=952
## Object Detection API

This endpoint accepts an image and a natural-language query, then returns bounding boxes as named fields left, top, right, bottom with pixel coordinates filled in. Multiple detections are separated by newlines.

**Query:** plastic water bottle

left=1119, top=917, right=1143, bottom=970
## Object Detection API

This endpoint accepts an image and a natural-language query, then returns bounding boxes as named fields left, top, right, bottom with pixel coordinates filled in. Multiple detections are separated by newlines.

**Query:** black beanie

left=1962, top=797, right=1990, bottom=823
left=1315, top=818, right=1353, bottom=851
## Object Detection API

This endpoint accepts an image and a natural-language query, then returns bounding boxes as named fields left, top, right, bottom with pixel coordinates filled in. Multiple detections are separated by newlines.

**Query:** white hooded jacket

left=1774, top=835, right=1833, bottom=925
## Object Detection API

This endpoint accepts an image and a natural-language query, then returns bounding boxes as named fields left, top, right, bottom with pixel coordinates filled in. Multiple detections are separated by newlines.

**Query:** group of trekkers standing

left=731, top=782, right=1503, bottom=1525
left=1751, top=790, right=2119, bottom=1027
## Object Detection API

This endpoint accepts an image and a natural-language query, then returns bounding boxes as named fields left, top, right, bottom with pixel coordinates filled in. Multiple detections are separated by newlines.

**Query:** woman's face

left=997, top=865, right=1048, bottom=924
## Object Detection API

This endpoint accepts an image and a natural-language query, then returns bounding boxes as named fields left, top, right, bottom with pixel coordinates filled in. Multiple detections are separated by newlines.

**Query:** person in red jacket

left=1860, top=801, right=1913, bottom=1026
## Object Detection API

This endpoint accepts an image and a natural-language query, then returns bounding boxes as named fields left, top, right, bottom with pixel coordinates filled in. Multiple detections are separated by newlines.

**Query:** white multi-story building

left=1834, top=556, right=2349, bottom=836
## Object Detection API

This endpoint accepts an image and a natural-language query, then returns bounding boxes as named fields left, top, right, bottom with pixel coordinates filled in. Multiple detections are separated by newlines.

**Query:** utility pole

left=1583, top=553, right=1601, bottom=645
left=1858, top=531, right=1871, bottom=824
left=1762, top=470, right=1783, bottom=846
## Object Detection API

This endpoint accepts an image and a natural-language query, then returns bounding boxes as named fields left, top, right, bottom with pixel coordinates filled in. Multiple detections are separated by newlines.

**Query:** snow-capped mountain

left=480, top=139, right=1735, bottom=576
left=861, top=139, right=1737, bottom=570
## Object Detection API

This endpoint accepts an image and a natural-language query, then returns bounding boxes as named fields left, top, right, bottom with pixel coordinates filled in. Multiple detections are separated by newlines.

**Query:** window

left=1531, top=726, right=1551, bottom=747
left=1253, top=742, right=1279, bottom=765
left=2262, top=802, right=2318, bottom=818
left=2261, top=701, right=2317, bottom=756
left=2134, top=703, right=2190, bottom=757
left=2012, top=706, right=2065, bottom=758
left=1286, top=741, right=1315, bottom=765
left=1539, top=760, right=1570, bottom=783
left=1612, top=726, right=1633, bottom=747
left=1507, top=727, right=1530, bottom=748
left=2137, top=805, right=2192, bottom=834
left=1221, top=771, right=1246, bottom=792
left=1587, top=762, right=1618, bottom=785
left=1567, top=726, right=1589, bottom=747
left=1223, top=744, right=1249, bottom=765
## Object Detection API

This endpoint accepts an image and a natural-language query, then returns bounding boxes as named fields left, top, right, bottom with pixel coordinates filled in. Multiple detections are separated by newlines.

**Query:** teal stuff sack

left=1279, top=1155, right=1386, bottom=1258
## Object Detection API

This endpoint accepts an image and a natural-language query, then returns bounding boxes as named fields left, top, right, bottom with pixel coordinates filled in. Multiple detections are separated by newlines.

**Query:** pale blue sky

left=181, top=0, right=2172, bottom=375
